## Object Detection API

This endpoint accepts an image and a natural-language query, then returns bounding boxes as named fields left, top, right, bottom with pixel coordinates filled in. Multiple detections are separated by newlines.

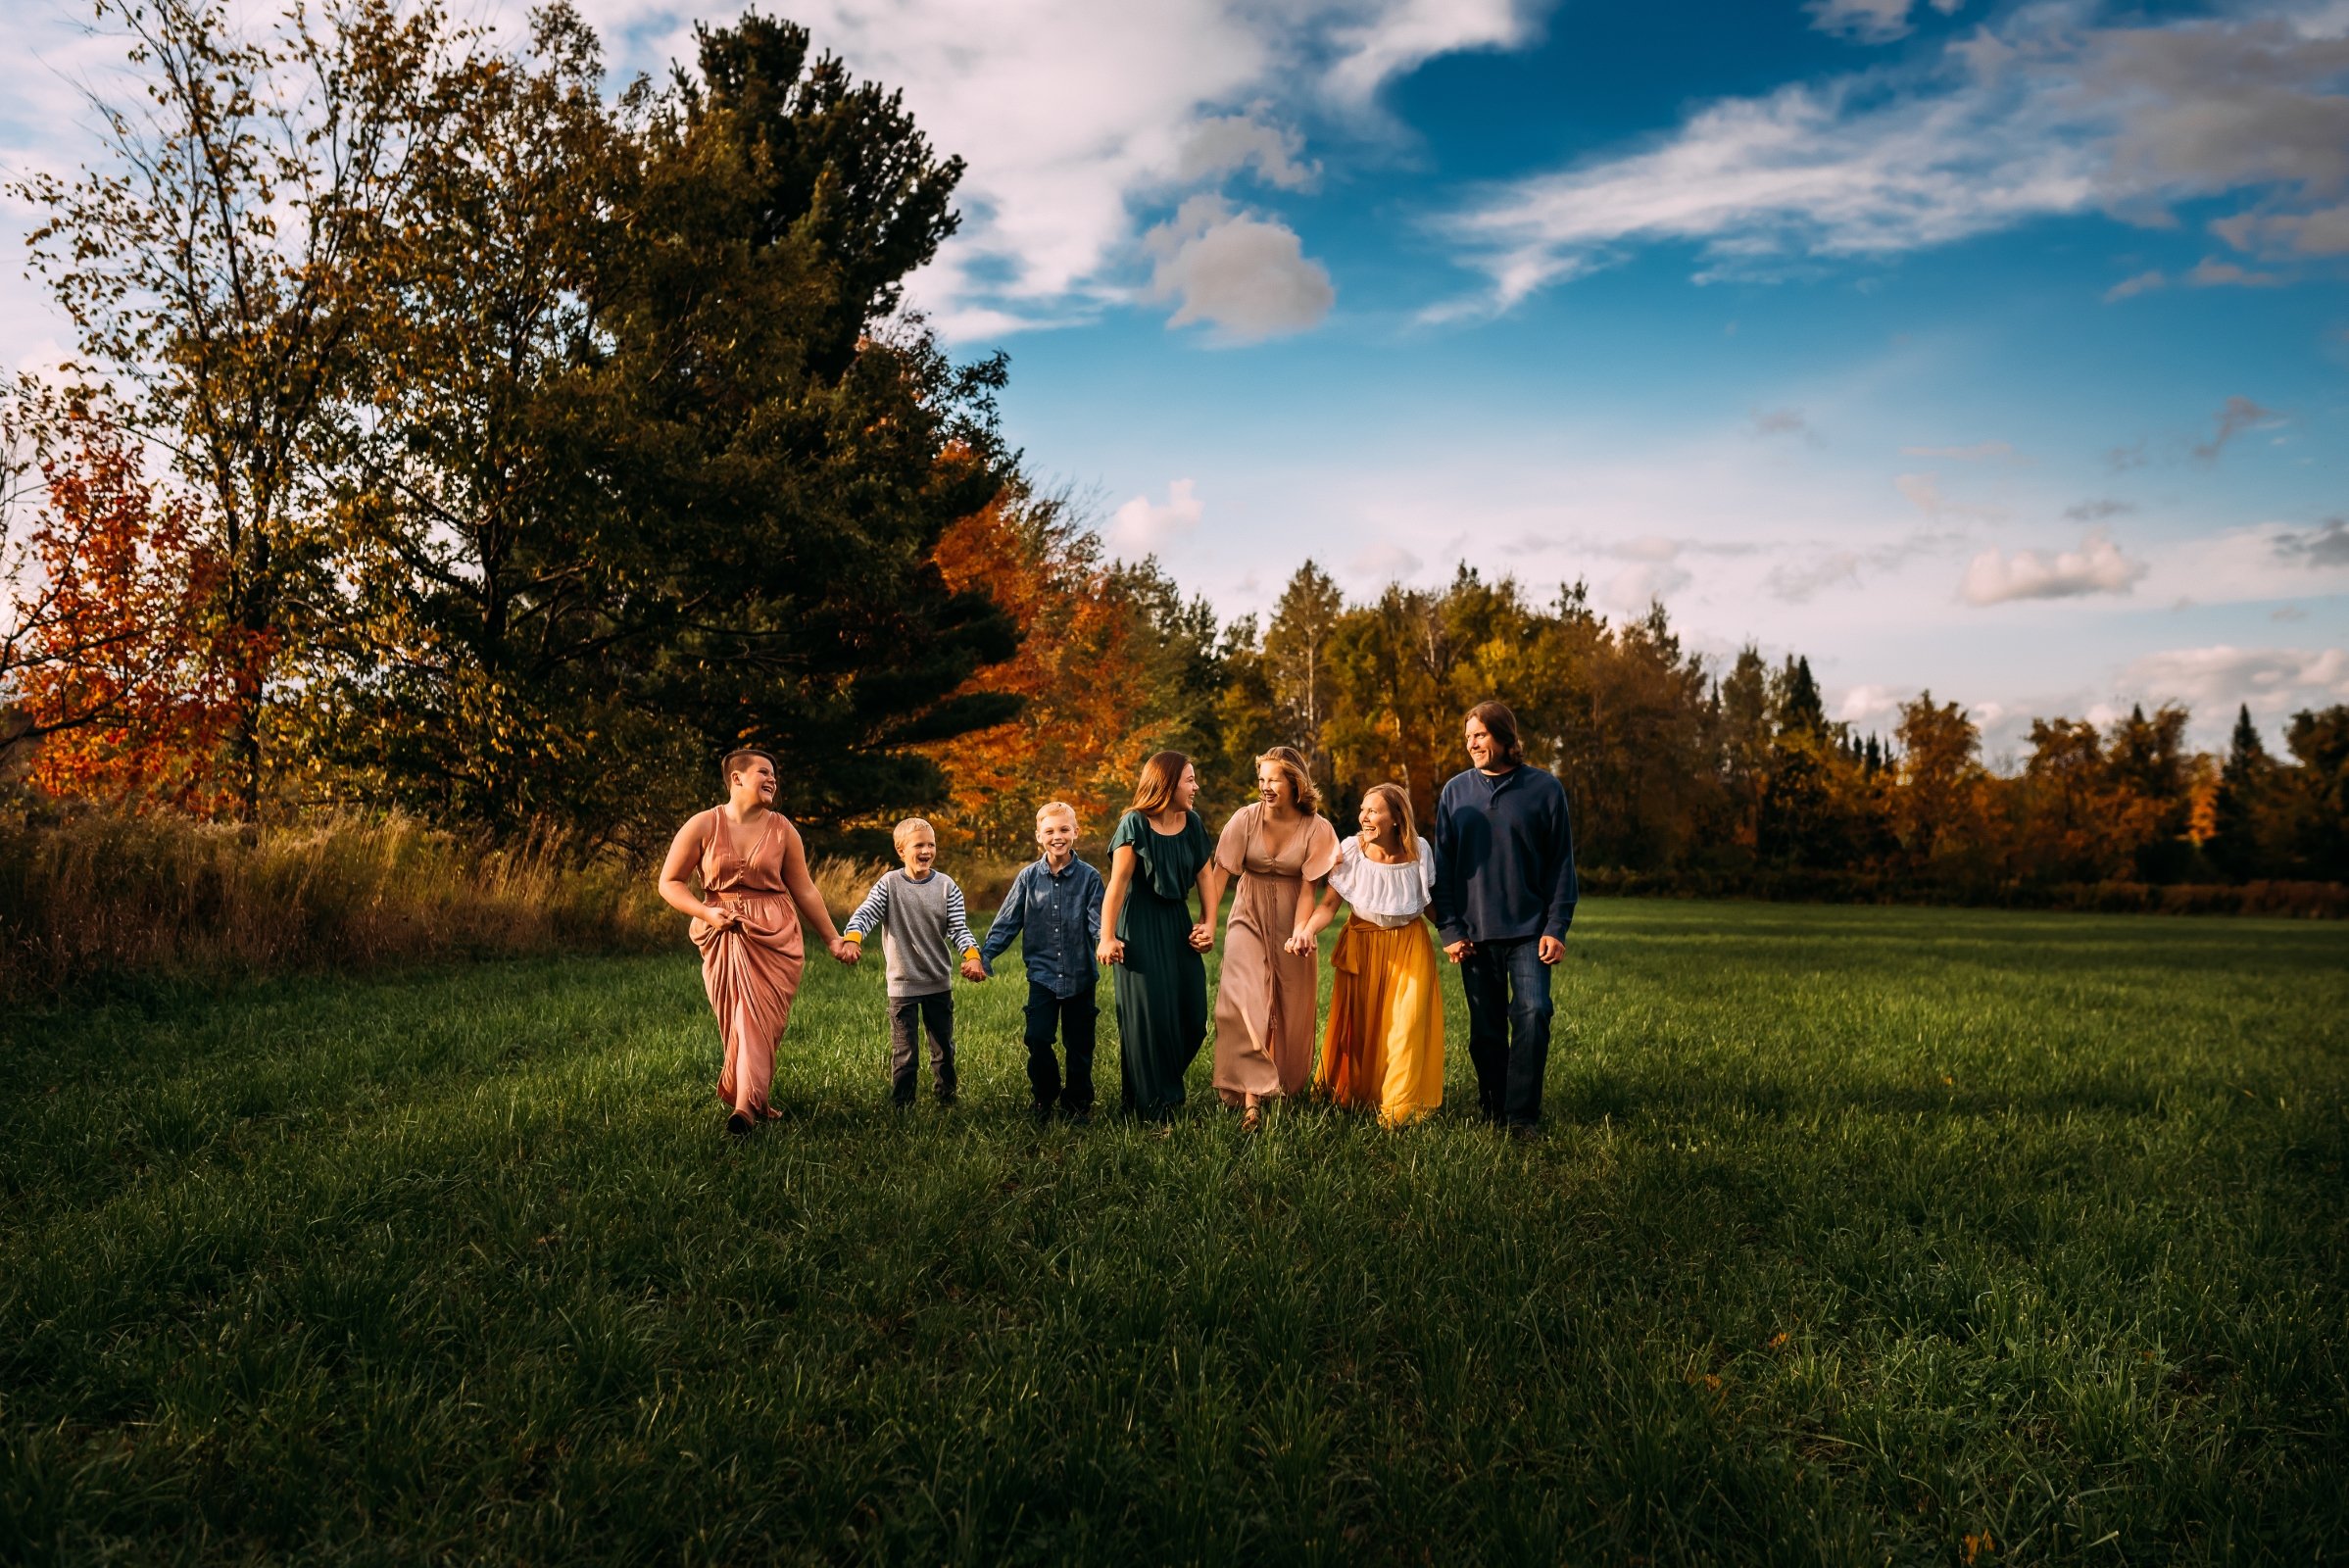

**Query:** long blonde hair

left=1361, top=781, right=1418, bottom=861
left=1255, top=746, right=1321, bottom=814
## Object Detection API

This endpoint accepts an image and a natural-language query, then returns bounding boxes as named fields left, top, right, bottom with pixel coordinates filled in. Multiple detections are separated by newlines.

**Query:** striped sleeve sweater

left=844, top=868, right=981, bottom=998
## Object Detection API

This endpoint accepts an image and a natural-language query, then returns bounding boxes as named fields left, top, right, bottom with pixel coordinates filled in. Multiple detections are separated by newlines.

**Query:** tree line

left=922, top=530, right=2348, bottom=897
left=4, top=1, right=2342, bottom=904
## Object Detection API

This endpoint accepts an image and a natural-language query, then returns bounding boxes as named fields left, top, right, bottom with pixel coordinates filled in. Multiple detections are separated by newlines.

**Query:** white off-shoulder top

left=1326, top=834, right=1435, bottom=928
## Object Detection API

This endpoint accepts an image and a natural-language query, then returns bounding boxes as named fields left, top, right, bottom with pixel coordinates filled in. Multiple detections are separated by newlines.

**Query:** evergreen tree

left=2208, top=704, right=2277, bottom=881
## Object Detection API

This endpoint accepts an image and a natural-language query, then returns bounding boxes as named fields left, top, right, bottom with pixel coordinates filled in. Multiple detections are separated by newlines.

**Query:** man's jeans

left=888, top=992, right=956, bottom=1102
left=1023, top=981, right=1098, bottom=1112
left=1459, top=936, right=1553, bottom=1127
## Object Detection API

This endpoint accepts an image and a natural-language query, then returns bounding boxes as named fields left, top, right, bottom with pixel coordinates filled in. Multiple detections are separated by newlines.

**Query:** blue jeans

left=1460, top=937, right=1553, bottom=1126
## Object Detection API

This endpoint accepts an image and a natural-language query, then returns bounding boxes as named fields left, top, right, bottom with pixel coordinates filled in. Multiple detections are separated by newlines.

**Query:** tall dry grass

left=0, top=808, right=681, bottom=998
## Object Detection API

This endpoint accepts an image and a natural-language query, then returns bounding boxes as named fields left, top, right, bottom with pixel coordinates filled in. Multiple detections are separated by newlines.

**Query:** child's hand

left=1187, top=922, right=1213, bottom=953
left=1096, top=936, right=1125, bottom=965
left=959, top=956, right=988, bottom=982
left=830, top=937, right=860, bottom=964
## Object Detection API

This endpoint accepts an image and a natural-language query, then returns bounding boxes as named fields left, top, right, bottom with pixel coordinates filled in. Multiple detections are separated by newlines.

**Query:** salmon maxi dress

left=1314, top=834, right=1444, bottom=1126
left=688, top=808, right=806, bottom=1118
left=1211, top=803, right=1341, bottom=1106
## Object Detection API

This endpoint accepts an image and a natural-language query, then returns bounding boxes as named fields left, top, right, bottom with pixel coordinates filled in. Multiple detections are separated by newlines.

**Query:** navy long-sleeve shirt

left=978, top=855, right=1104, bottom=999
left=1430, top=764, right=1578, bottom=946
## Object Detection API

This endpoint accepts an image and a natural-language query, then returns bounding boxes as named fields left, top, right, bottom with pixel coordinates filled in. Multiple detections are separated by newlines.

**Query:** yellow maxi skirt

left=1314, top=916, right=1444, bottom=1126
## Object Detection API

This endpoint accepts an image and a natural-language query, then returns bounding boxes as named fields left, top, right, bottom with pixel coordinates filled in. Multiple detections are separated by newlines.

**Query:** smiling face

left=1357, top=791, right=1396, bottom=845
left=1255, top=759, right=1295, bottom=809
left=729, top=755, right=778, bottom=808
left=1175, top=762, right=1199, bottom=811
left=898, top=825, right=938, bottom=875
left=1036, top=809, right=1077, bottom=863
left=1464, top=716, right=1497, bottom=771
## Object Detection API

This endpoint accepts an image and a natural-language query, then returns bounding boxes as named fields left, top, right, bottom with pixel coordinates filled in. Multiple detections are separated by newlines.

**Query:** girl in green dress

left=1098, top=751, right=1217, bottom=1119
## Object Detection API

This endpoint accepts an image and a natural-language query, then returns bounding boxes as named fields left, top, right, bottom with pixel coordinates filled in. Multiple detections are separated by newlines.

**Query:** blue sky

left=7, top=0, right=2345, bottom=756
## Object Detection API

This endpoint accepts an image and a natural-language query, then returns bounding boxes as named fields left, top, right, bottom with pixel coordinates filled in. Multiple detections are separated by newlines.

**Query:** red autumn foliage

left=920, top=490, right=1166, bottom=857
left=4, top=412, right=259, bottom=811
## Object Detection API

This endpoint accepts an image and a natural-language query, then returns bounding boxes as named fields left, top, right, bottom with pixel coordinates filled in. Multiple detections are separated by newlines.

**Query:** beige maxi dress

left=689, top=807, right=807, bottom=1118
left=1211, top=803, right=1341, bottom=1106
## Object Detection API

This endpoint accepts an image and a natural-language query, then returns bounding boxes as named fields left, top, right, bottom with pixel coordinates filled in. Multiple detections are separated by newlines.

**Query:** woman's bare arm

left=779, top=820, right=855, bottom=960
left=1097, top=845, right=1135, bottom=963
left=658, top=814, right=731, bottom=926
left=1192, top=861, right=1224, bottom=951
left=1286, top=883, right=1342, bottom=955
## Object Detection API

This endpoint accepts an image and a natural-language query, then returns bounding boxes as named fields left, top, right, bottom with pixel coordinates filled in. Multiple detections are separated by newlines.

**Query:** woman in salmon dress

left=1203, top=747, right=1340, bottom=1130
left=658, top=748, right=858, bottom=1135
left=1291, top=782, right=1444, bottom=1127
left=1099, top=751, right=1218, bottom=1121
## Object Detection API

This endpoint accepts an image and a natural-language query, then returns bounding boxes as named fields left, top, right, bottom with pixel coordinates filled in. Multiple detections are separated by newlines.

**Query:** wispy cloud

left=2192, top=394, right=2280, bottom=462
left=2120, top=644, right=2349, bottom=716
left=1433, top=5, right=2349, bottom=314
left=1900, top=440, right=2017, bottom=461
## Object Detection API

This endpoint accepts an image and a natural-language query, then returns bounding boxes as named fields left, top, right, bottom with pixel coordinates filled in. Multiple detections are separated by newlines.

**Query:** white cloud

left=1603, top=561, right=1691, bottom=615
left=1809, top=0, right=1920, bottom=45
left=1961, top=529, right=2149, bottom=605
left=1108, top=477, right=1203, bottom=556
left=1835, top=682, right=1908, bottom=723
left=2119, top=645, right=2349, bottom=717
left=2184, top=257, right=2283, bottom=288
left=2104, top=269, right=2167, bottom=301
left=547, top=0, right=1543, bottom=340
left=1320, top=0, right=1547, bottom=108
left=1350, top=540, right=1425, bottom=580
left=1435, top=6, right=2349, bottom=313
left=1144, top=194, right=1336, bottom=341
left=2214, top=203, right=2349, bottom=257
left=1177, top=110, right=1317, bottom=190
left=1750, top=407, right=1821, bottom=443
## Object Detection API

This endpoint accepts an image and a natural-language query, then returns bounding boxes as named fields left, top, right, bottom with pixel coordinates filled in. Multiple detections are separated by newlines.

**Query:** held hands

left=959, top=956, right=989, bottom=983
left=1283, top=927, right=1315, bottom=957
left=1097, top=936, right=1126, bottom=965
left=1538, top=935, right=1566, bottom=965
left=1443, top=939, right=1473, bottom=965
left=1187, top=922, right=1213, bottom=953
left=829, top=936, right=860, bottom=964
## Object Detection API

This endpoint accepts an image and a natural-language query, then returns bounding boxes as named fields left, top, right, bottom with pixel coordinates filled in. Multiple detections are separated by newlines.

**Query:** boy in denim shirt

left=979, top=801, right=1105, bottom=1124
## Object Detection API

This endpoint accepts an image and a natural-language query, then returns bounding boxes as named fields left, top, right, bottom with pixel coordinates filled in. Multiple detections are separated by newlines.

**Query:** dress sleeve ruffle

left=1214, top=804, right=1253, bottom=876
left=1301, top=815, right=1341, bottom=882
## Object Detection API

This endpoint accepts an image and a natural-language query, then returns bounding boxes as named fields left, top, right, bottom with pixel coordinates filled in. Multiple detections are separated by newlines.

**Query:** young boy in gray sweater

left=843, top=817, right=985, bottom=1105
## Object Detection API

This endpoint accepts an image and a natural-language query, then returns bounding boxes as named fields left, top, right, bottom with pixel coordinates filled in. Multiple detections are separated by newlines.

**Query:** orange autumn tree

left=2, top=402, right=255, bottom=810
left=920, top=487, right=1166, bottom=858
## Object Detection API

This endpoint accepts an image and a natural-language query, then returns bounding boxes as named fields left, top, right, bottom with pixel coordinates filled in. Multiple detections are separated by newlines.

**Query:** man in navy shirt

left=979, top=801, right=1106, bottom=1124
left=1430, top=701, right=1578, bottom=1134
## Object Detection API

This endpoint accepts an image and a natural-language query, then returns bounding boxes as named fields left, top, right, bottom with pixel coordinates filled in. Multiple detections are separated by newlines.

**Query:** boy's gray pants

left=888, top=992, right=955, bottom=1102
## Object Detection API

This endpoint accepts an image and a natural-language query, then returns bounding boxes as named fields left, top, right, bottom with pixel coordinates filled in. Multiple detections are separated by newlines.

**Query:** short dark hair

left=720, top=748, right=776, bottom=787
left=1464, top=701, right=1525, bottom=765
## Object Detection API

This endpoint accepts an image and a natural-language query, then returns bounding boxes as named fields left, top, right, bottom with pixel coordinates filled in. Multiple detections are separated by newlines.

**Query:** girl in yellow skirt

left=1287, top=782, right=1444, bottom=1126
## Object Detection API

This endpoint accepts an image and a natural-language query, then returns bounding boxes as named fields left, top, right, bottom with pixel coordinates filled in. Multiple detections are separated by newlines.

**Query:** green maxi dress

left=1108, top=808, right=1212, bottom=1117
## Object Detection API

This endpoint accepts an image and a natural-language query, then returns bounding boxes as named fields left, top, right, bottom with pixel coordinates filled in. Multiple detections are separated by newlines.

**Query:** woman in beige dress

left=658, top=748, right=858, bottom=1136
left=1201, top=746, right=1340, bottom=1130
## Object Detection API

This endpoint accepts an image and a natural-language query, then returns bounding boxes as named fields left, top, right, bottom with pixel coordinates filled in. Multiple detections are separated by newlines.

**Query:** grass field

left=4, top=899, right=2345, bottom=1565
